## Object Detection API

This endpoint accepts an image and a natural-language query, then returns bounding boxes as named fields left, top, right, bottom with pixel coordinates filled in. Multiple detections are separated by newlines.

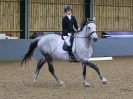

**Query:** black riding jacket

left=62, top=15, right=79, bottom=36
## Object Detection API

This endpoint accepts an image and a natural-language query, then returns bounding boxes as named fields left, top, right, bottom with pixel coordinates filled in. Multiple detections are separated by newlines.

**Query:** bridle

left=74, top=25, right=96, bottom=39
left=90, top=31, right=96, bottom=37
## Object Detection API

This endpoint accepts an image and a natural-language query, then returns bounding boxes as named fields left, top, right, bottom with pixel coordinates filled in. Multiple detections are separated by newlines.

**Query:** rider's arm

left=62, top=17, right=66, bottom=32
left=61, top=17, right=66, bottom=40
left=73, top=16, right=79, bottom=30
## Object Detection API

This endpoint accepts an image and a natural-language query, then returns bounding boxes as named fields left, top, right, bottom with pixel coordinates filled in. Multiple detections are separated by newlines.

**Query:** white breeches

left=63, top=33, right=71, bottom=46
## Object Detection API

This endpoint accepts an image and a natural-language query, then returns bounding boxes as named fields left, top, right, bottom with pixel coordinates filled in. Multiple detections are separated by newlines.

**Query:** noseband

left=90, top=31, right=96, bottom=37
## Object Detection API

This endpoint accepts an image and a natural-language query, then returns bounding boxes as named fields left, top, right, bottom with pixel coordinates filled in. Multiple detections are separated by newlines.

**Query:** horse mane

left=80, top=20, right=87, bottom=31
left=80, top=19, right=95, bottom=31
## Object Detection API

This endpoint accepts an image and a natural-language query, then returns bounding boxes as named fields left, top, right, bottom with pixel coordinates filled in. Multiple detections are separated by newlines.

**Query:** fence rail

left=0, top=0, right=20, bottom=37
left=1, top=0, right=133, bottom=38
left=30, top=0, right=85, bottom=32
left=94, top=0, right=133, bottom=35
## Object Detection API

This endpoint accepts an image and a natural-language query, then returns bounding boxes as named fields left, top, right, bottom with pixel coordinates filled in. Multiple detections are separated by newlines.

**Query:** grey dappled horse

left=21, top=21, right=107, bottom=87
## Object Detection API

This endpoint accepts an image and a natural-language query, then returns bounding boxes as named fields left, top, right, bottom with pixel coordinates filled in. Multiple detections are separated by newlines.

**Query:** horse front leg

left=83, top=61, right=108, bottom=84
left=82, top=62, right=90, bottom=87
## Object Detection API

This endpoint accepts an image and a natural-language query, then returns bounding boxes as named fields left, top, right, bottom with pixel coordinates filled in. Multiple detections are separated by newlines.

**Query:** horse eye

left=87, top=27, right=90, bottom=30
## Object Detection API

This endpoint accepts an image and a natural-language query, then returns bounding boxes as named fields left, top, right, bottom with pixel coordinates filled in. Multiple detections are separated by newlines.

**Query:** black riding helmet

left=64, top=5, right=72, bottom=12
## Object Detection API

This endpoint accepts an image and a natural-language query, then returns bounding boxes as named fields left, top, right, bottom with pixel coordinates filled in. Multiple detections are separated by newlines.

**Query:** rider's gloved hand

left=61, top=36, right=64, bottom=40
left=68, top=33, right=71, bottom=36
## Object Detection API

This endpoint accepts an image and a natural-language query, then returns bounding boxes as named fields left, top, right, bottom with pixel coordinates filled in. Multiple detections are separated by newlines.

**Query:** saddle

left=62, top=36, right=78, bottom=62
left=62, top=41, right=71, bottom=51
left=62, top=34, right=73, bottom=52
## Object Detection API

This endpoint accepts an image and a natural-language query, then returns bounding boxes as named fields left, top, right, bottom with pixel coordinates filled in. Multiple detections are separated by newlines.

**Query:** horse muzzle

left=92, top=38, right=98, bottom=42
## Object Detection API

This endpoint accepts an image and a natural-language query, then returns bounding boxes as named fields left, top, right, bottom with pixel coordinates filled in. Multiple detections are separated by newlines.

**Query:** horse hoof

left=33, top=79, right=37, bottom=83
left=102, top=77, right=108, bottom=84
left=33, top=75, right=37, bottom=83
left=83, top=82, right=90, bottom=87
left=57, top=81, right=64, bottom=86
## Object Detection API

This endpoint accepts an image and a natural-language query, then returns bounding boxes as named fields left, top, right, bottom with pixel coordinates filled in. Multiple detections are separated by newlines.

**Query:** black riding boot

left=68, top=35, right=76, bottom=62
left=68, top=49, right=75, bottom=62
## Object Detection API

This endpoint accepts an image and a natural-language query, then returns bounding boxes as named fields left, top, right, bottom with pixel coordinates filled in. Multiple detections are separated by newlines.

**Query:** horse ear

left=87, top=18, right=89, bottom=22
left=86, top=18, right=89, bottom=24
left=88, top=17, right=95, bottom=23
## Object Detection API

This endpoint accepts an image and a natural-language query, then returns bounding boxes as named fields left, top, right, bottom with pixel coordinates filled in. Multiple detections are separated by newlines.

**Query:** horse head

left=80, top=19, right=98, bottom=42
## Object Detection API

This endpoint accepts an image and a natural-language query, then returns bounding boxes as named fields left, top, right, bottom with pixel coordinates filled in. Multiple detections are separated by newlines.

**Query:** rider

left=62, top=5, right=80, bottom=62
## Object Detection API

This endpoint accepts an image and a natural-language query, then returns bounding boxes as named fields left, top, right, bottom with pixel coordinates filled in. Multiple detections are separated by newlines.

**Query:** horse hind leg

left=33, top=57, right=46, bottom=82
left=85, top=61, right=108, bottom=84
left=46, top=55, right=64, bottom=86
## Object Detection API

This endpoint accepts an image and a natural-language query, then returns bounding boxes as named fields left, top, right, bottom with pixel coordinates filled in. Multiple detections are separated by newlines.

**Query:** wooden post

left=90, top=0, right=94, bottom=19
left=20, top=0, right=29, bottom=39
left=85, top=0, right=94, bottom=19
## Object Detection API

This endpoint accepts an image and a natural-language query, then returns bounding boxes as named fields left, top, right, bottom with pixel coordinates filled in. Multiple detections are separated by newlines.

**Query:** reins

left=74, top=31, right=96, bottom=39
left=73, top=23, right=96, bottom=39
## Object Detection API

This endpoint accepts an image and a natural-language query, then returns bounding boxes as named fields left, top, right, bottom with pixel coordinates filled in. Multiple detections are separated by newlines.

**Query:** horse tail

left=21, top=37, right=41, bottom=65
